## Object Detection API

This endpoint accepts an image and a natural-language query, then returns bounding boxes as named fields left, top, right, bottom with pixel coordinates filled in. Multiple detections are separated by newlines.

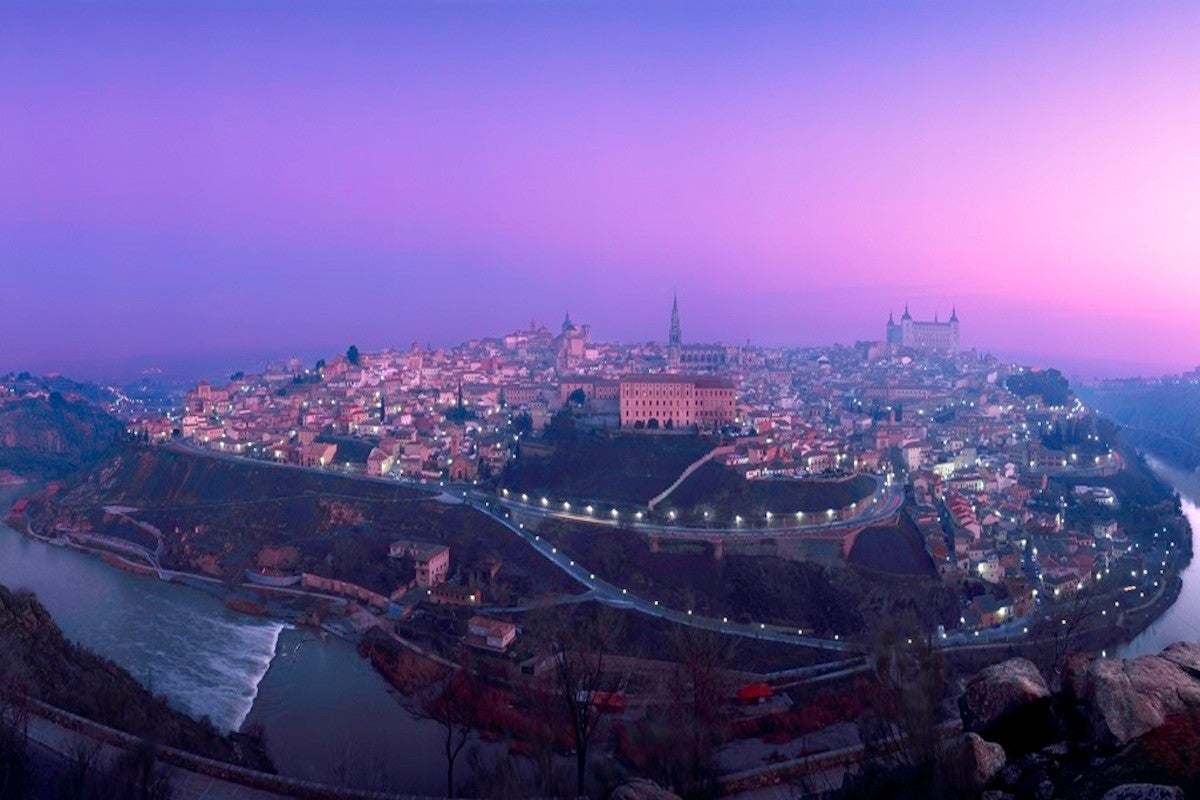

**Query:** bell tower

left=668, top=293, right=682, bottom=348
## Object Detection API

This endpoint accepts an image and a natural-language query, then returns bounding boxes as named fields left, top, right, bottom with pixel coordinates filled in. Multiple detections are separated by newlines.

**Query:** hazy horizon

left=5, top=326, right=1191, bottom=387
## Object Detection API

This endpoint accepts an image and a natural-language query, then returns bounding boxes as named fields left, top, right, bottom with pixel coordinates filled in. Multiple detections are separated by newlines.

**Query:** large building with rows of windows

left=618, top=374, right=736, bottom=429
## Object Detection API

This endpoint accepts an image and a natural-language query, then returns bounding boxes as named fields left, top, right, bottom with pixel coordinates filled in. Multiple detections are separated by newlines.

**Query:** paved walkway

left=26, top=714, right=285, bottom=800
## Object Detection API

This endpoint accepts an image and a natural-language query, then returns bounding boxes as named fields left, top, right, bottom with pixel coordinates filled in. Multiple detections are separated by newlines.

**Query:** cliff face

left=0, top=395, right=124, bottom=477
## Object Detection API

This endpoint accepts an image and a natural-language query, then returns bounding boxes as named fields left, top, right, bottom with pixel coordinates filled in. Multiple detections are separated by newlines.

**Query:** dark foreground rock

left=1099, top=785, right=1185, bottom=800
left=959, top=644, right=1200, bottom=798
left=963, top=657, right=1052, bottom=731
left=941, top=732, right=1007, bottom=790
left=1067, top=643, right=1200, bottom=747
left=609, top=778, right=683, bottom=800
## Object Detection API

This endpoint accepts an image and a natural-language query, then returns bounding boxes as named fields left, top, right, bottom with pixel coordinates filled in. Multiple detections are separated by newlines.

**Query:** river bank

left=0, top=485, right=497, bottom=796
left=1117, top=455, right=1200, bottom=657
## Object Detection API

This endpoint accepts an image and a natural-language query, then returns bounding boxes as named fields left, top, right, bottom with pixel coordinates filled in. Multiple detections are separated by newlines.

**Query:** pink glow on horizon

left=2, top=2, right=1199, bottom=376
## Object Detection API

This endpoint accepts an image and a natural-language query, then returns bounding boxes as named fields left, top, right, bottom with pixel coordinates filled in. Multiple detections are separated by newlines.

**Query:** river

left=0, top=486, right=482, bottom=796
left=1117, top=455, right=1200, bottom=658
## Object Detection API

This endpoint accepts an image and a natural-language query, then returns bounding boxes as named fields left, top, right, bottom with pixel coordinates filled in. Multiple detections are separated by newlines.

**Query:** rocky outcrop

left=962, top=657, right=1052, bottom=734
left=941, top=732, right=1007, bottom=791
left=609, top=778, right=683, bottom=800
left=954, top=646, right=1200, bottom=797
left=1069, top=643, right=1200, bottom=747
left=0, top=394, right=123, bottom=477
left=1100, top=785, right=1186, bottom=800
left=961, top=656, right=1057, bottom=755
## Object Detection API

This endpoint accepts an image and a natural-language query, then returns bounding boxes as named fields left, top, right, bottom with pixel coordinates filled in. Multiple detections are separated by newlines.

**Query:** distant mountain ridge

left=1079, top=383, right=1200, bottom=470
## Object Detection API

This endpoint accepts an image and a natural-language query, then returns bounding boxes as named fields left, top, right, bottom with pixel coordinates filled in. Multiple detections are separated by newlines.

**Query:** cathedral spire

left=669, top=293, right=682, bottom=348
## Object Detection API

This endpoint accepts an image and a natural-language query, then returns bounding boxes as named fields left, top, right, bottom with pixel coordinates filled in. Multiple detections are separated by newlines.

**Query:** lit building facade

left=886, top=305, right=959, bottom=353
left=619, top=374, right=736, bottom=429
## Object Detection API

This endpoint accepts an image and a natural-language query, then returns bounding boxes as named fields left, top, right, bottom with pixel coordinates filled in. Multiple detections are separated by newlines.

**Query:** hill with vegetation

left=501, top=428, right=877, bottom=518
left=0, top=583, right=269, bottom=769
left=669, top=463, right=877, bottom=519
left=536, top=516, right=957, bottom=637
left=29, top=445, right=576, bottom=602
left=0, top=393, right=124, bottom=478
left=1006, top=368, right=1073, bottom=407
left=501, top=429, right=714, bottom=506
left=847, top=511, right=938, bottom=576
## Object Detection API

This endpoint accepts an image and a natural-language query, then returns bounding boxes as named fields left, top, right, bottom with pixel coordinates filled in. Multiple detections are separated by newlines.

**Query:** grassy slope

left=501, top=431, right=713, bottom=505
left=35, top=446, right=578, bottom=602
left=669, top=463, right=877, bottom=517
left=537, top=517, right=957, bottom=637
left=502, top=430, right=877, bottom=517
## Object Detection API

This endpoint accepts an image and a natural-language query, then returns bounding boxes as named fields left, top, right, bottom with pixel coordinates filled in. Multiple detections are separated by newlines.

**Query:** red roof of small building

left=736, top=683, right=774, bottom=703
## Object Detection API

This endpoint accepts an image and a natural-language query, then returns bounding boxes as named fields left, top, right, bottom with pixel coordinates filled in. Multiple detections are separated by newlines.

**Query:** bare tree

left=1039, top=590, right=1101, bottom=687
left=516, top=677, right=574, bottom=798
left=667, top=625, right=738, bottom=794
left=856, top=618, right=950, bottom=789
left=56, top=741, right=104, bottom=800
left=411, top=666, right=478, bottom=799
left=540, top=606, right=625, bottom=798
left=323, top=721, right=391, bottom=793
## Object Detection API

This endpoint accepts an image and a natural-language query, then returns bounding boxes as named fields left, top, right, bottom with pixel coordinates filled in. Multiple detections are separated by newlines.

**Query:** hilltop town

left=3, top=302, right=1193, bottom=798
left=98, top=301, right=1178, bottom=638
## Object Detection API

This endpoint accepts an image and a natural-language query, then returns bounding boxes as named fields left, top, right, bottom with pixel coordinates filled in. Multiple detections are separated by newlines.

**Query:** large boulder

left=609, top=779, right=682, bottom=800
left=1072, top=643, right=1200, bottom=747
left=941, top=732, right=1007, bottom=790
left=962, top=657, right=1053, bottom=748
left=1099, top=785, right=1185, bottom=800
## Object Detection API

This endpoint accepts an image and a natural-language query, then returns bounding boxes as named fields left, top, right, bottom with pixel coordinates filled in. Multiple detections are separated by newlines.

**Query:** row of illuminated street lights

left=489, top=495, right=1177, bottom=649
left=498, top=487, right=847, bottom=527
left=956, top=530, right=1177, bottom=642
left=481, top=502, right=848, bottom=643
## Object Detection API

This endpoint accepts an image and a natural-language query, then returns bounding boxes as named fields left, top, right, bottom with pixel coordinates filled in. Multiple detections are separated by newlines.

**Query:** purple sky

left=3, top=1, right=1199, bottom=380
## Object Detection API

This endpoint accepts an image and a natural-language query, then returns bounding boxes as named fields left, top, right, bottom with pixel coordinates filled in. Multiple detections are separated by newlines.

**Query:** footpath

left=22, top=697, right=454, bottom=800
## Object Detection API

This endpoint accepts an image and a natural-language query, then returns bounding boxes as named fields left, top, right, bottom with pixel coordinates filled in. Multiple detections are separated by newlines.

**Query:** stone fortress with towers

left=886, top=304, right=960, bottom=354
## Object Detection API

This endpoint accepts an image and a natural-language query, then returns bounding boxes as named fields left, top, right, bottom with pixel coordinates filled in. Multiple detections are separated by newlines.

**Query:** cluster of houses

left=117, top=311, right=1157, bottom=638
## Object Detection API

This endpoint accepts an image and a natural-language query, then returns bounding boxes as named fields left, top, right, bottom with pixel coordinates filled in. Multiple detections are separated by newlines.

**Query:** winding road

left=462, top=494, right=862, bottom=653
left=488, top=474, right=904, bottom=538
